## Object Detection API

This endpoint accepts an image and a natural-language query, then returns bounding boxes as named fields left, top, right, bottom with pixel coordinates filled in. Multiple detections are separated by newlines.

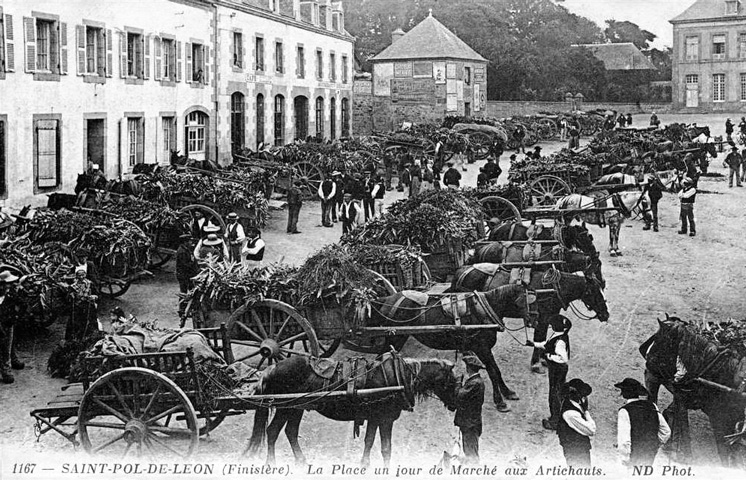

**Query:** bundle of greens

left=98, top=195, right=186, bottom=238
left=698, top=319, right=746, bottom=358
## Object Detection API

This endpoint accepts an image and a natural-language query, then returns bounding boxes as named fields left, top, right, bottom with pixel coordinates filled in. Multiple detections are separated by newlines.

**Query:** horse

left=451, top=266, right=609, bottom=373
left=595, top=173, right=639, bottom=186
left=363, top=284, right=531, bottom=412
left=488, top=221, right=598, bottom=259
left=639, top=315, right=746, bottom=467
left=246, top=352, right=457, bottom=467
left=556, top=191, right=650, bottom=257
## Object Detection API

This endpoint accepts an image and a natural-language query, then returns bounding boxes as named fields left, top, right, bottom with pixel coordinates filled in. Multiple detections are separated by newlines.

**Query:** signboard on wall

left=374, top=63, right=394, bottom=96
left=413, top=61, right=432, bottom=78
left=433, top=62, right=446, bottom=84
left=446, top=63, right=457, bottom=79
left=394, top=62, right=413, bottom=77
left=456, top=81, right=464, bottom=101
left=474, top=84, right=480, bottom=111
left=475, top=66, right=485, bottom=82
left=353, top=80, right=373, bottom=95
left=446, top=95, right=458, bottom=112
left=391, top=78, right=436, bottom=104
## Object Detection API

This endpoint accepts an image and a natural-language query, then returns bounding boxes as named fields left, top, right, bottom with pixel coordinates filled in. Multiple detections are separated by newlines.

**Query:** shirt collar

left=466, top=372, right=481, bottom=382
left=624, top=397, right=647, bottom=404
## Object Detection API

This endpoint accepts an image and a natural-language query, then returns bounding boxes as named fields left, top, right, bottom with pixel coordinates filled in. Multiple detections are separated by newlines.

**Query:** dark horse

left=362, top=284, right=531, bottom=412
left=246, top=352, right=457, bottom=467
left=640, top=315, right=746, bottom=467
left=451, top=266, right=609, bottom=373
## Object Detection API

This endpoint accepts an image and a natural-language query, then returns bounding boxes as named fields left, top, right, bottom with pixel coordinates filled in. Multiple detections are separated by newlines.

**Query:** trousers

left=460, top=426, right=481, bottom=465
left=287, top=204, right=301, bottom=233
left=679, top=203, right=695, bottom=233
left=729, top=167, right=742, bottom=186
left=548, top=361, right=569, bottom=425
left=562, top=444, right=592, bottom=467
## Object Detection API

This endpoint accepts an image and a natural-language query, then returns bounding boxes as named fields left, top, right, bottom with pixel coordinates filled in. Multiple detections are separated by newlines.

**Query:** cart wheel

left=293, top=161, right=324, bottom=194
left=480, top=197, right=522, bottom=235
left=368, top=270, right=397, bottom=296
left=166, top=409, right=228, bottom=436
left=78, top=367, right=199, bottom=458
left=148, top=248, right=173, bottom=269
left=468, top=132, right=493, bottom=160
left=537, top=119, right=558, bottom=140
left=528, top=175, right=572, bottom=206
left=422, top=139, right=437, bottom=159
left=99, top=278, right=132, bottom=298
left=179, top=204, right=226, bottom=232
left=227, top=299, right=320, bottom=368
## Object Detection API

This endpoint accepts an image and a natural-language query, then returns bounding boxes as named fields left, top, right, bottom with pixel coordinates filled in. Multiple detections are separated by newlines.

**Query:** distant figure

left=649, top=112, right=660, bottom=128
left=224, top=212, right=246, bottom=263
left=626, top=113, right=632, bottom=126
left=477, top=167, right=489, bottom=189
left=442, top=161, right=462, bottom=190
left=338, top=192, right=360, bottom=236
left=513, top=124, right=527, bottom=154
left=176, top=234, right=198, bottom=324
left=533, top=146, right=543, bottom=160
left=725, top=118, right=735, bottom=144
left=617, top=113, right=627, bottom=128
left=483, top=156, right=502, bottom=183
left=331, top=171, right=344, bottom=223
left=0, top=270, right=22, bottom=384
left=568, top=125, right=580, bottom=149
left=371, top=175, right=386, bottom=217
left=318, top=175, right=337, bottom=227
left=287, top=179, right=304, bottom=234
left=242, top=227, right=265, bottom=268
left=724, top=144, right=742, bottom=187
left=560, top=117, right=569, bottom=141
left=676, top=177, right=697, bottom=237
left=409, top=163, right=422, bottom=197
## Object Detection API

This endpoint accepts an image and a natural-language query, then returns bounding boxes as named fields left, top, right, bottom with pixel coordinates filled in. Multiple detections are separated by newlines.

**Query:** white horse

left=556, top=191, right=650, bottom=257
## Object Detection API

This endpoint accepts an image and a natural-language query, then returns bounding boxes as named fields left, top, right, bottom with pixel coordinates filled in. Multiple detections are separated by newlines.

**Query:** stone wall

left=483, top=101, right=672, bottom=118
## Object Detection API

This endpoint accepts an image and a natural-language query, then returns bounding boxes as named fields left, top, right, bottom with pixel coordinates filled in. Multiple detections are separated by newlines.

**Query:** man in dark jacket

left=483, top=157, right=502, bottom=183
left=0, top=270, right=23, bottom=384
left=513, top=124, right=526, bottom=154
left=724, top=145, right=742, bottom=187
left=557, top=378, right=596, bottom=467
left=286, top=179, right=304, bottom=234
left=725, top=118, right=735, bottom=143
left=443, top=161, right=462, bottom=189
left=454, top=353, right=485, bottom=465
left=615, top=378, right=671, bottom=468
left=331, top=171, right=345, bottom=222
left=533, top=315, right=571, bottom=431
left=176, top=234, right=198, bottom=325
left=642, top=173, right=665, bottom=232
left=338, top=192, right=359, bottom=236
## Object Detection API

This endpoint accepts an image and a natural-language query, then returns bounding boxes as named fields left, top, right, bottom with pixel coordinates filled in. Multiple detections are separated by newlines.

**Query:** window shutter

left=231, top=32, right=236, bottom=66
left=203, top=45, right=209, bottom=85
left=119, top=31, right=126, bottom=78
left=176, top=40, right=182, bottom=82
left=137, top=120, right=144, bottom=164
left=105, top=29, right=112, bottom=77
left=185, top=42, right=192, bottom=83
left=241, top=36, right=246, bottom=70
left=143, top=34, right=150, bottom=79
left=36, top=120, right=59, bottom=188
left=75, top=25, right=85, bottom=75
left=23, top=16, right=36, bottom=73
left=59, top=22, right=68, bottom=74
left=154, top=36, right=161, bottom=81
left=4, top=14, right=15, bottom=72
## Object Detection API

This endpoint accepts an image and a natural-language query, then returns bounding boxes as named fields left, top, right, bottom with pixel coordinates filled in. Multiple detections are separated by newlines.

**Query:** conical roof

left=372, top=14, right=487, bottom=63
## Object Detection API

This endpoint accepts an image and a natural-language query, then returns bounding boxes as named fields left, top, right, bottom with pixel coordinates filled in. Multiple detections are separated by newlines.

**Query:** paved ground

left=2, top=119, right=746, bottom=477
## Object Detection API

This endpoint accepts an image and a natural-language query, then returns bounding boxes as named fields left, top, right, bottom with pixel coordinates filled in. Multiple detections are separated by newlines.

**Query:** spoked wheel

left=537, top=119, right=558, bottom=140
left=293, top=161, right=324, bottom=194
left=99, top=277, right=132, bottom=298
left=528, top=175, right=572, bottom=206
left=148, top=233, right=174, bottom=269
left=480, top=197, right=522, bottom=236
left=468, top=132, right=493, bottom=160
left=179, top=205, right=226, bottom=232
left=227, top=299, right=320, bottom=369
left=78, top=368, right=199, bottom=459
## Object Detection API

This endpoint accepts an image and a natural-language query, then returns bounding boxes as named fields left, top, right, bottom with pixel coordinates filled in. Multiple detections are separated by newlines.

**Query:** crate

left=370, top=259, right=425, bottom=290
left=303, top=298, right=349, bottom=340
left=423, top=239, right=465, bottom=282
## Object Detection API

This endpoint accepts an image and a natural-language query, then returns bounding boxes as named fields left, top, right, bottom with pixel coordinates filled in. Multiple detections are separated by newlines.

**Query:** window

left=713, top=34, right=726, bottom=60
left=341, top=98, right=350, bottom=138
left=255, top=37, right=265, bottom=71
left=685, top=74, right=699, bottom=84
left=332, top=12, right=340, bottom=32
left=316, top=49, right=323, bottom=79
left=36, top=20, right=52, bottom=71
left=330, top=52, right=336, bottom=81
left=330, top=97, right=336, bottom=141
left=231, top=92, right=245, bottom=152
left=464, top=66, right=471, bottom=86
left=713, top=73, right=726, bottom=102
left=274, top=95, right=285, bottom=146
left=127, top=117, right=144, bottom=166
left=23, top=16, right=65, bottom=75
left=162, top=116, right=176, bottom=160
left=159, top=38, right=176, bottom=81
left=84, top=27, right=104, bottom=75
left=740, top=33, right=746, bottom=59
left=726, top=0, right=740, bottom=15
left=186, top=111, right=207, bottom=156
left=275, top=41, right=283, bottom=73
left=233, top=31, right=243, bottom=69
left=126, top=32, right=143, bottom=77
left=342, top=55, right=348, bottom=83
left=294, top=96, right=308, bottom=140
left=741, top=73, right=746, bottom=101
left=190, top=42, right=206, bottom=83
left=35, top=118, right=60, bottom=189
left=315, top=96, right=324, bottom=138
left=413, top=61, right=431, bottom=78
left=685, top=36, right=699, bottom=61
left=256, top=93, right=265, bottom=147
left=297, top=45, right=305, bottom=78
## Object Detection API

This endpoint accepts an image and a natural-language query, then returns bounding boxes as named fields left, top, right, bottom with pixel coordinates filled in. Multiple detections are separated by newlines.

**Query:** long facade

left=0, top=0, right=354, bottom=208
left=671, top=0, right=746, bottom=111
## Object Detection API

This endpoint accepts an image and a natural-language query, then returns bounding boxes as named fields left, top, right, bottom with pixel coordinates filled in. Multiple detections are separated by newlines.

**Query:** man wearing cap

left=287, top=179, right=304, bottom=234
left=724, top=145, right=742, bottom=188
left=224, top=213, right=246, bottom=263
left=650, top=112, right=660, bottom=128
left=242, top=227, right=266, bottom=267
left=454, top=353, right=485, bottom=465
left=443, top=161, right=462, bottom=190
left=0, top=270, right=23, bottom=384
left=676, top=177, right=697, bottom=236
left=557, top=378, right=596, bottom=467
left=194, top=233, right=228, bottom=262
left=533, top=146, right=543, bottom=160
left=641, top=172, right=665, bottom=232
left=725, top=118, right=735, bottom=144
left=331, top=171, right=345, bottom=223
left=483, top=156, right=502, bottom=184
left=338, top=192, right=360, bottom=236
left=615, top=378, right=671, bottom=468
left=533, top=315, right=571, bottom=431
left=318, top=175, right=337, bottom=228
left=176, top=234, right=198, bottom=323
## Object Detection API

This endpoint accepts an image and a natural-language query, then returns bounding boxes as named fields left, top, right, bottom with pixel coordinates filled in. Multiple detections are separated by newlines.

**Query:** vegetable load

left=698, top=319, right=746, bottom=358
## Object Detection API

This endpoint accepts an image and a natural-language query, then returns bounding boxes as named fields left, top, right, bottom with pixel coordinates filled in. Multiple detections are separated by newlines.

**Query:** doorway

left=465, top=102, right=471, bottom=117
left=294, top=96, right=309, bottom=141
left=85, top=119, right=106, bottom=171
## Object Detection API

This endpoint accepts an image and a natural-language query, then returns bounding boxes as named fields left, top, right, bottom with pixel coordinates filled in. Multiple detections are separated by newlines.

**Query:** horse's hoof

left=504, top=391, right=520, bottom=401
left=495, top=402, right=511, bottom=412
left=531, top=363, right=546, bottom=374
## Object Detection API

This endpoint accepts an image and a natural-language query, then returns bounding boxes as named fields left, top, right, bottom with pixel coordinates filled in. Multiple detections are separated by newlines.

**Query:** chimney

left=391, top=28, right=405, bottom=44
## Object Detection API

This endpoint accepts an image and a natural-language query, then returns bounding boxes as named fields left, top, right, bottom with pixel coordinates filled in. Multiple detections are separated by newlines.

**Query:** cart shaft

left=361, top=325, right=504, bottom=336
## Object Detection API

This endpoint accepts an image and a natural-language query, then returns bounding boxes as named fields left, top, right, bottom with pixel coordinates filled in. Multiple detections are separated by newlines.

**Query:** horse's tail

left=245, top=407, right=269, bottom=458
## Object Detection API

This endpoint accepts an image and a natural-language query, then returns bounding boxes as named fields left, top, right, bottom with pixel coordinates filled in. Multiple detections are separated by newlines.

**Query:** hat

left=682, top=177, right=693, bottom=186
left=203, top=224, right=220, bottom=233
left=331, top=171, right=341, bottom=176
left=227, top=212, right=239, bottom=220
left=179, top=233, right=193, bottom=241
left=563, top=378, right=593, bottom=398
left=614, top=378, right=649, bottom=398
left=446, top=161, right=455, bottom=166
left=203, top=233, right=222, bottom=246
left=549, top=315, right=572, bottom=332
left=0, top=270, right=19, bottom=283
left=534, top=146, right=542, bottom=151
left=462, top=353, right=485, bottom=370
left=75, top=265, right=87, bottom=274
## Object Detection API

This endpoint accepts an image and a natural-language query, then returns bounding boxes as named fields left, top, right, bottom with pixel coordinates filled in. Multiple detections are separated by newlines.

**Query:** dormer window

left=726, top=0, right=739, bottom=15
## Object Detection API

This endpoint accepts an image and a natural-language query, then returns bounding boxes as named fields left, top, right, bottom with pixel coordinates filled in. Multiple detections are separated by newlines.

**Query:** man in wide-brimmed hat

left=556, top=378, right=596, bottom=467
left=676, top=176, right=697, bottom=236
left=454, top=352, right=485, bottom=465
left=614, top=377, right=670, bottom=468
left=224, top=212, right=246, bottom=263
left=194, top=233, right=228, bottom=263
left=0, top=269, right=23, bottom=384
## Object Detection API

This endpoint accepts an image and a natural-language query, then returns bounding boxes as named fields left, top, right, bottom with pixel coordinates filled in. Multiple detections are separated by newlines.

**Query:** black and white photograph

left=0, top=0, right=745, bottom=478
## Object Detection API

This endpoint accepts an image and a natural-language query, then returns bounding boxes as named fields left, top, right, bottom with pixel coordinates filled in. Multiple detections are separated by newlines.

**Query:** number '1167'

left=12, top=464, right=36, bottom=474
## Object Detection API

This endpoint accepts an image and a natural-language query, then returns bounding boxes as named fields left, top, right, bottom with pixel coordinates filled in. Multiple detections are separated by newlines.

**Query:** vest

left=374, top=183, right=385, bottom=199
left=557, top=400, right=591, bottom=451
left=245, top=238, right=265, bottom=261
left=621, top=400, right=660, bottom=465
left=680, top=189, right=696, bottom=204
left=545, top=333, right=570, bottom=363
left=226, top=223, right=240, bottom=241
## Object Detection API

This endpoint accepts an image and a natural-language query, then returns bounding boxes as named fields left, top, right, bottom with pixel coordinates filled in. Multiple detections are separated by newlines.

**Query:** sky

left=557, top=0, right=699, bottom=48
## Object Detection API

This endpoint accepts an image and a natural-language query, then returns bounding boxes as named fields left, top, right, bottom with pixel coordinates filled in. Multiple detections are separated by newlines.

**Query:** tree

left=604, top=20, right=657, bottom=50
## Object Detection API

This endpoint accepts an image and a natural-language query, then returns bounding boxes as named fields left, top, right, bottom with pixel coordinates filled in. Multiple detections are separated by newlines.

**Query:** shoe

left=1, top=371, right=14, bottom=384
left=678, top=230, right=687, bottom=235
left=653, top=227, right=659, bottom=232
left=290, top=231, right=302, bottom=234
left=689, top=232, right=696, bottom=237
left=541, top=419, right=557, bottom=431
left=616, top=250, right=623, bottom=256
left=11, top=360, right=25, bottom=370
left=609, top=251, right=617, bottom=257
left=642, top=225, right=651, bottom=231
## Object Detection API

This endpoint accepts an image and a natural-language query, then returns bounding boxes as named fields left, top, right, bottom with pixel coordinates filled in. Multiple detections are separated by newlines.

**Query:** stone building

left=359, top=12, right=487, bottom=133
left=0, top=0, right=354, bottom=207
left=671, top=0, right=746, bottom=110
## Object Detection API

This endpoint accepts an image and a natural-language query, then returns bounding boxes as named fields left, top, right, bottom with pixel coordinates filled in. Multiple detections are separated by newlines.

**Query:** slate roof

left=371, top=14, right=487, bottom=63
left=574, top=43, right=657, bottom=71
left=671, top=0, right=742, bottom=23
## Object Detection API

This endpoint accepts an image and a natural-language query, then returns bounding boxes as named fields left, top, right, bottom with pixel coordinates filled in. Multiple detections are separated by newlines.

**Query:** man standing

left=513, top=124, right=526, bottom=154
left=331, top=171, right=345, bottom=223
left=614, top=378, right=671, bottom=468
left=224, top=212, right=246, bottom=263
left=362, top=171, right=375, bottom=221
left=370, top=175, right=386, bottom=218
left=560, top=117, right=569, bottom=141
left=318, top=175, right=337, bottom=228
left=443, top=161, right=462, bottom=190
left=568, top=125, right=580, bottom=149
left=725, top=118, right=735, bottom=144
left=649, top=112, right=660, bottom=128
left=642, top=173, right=665, bottom=232
left=724, top=145, right=742, bottom=187
left=338, top=192, right=359, bottom=236
left=242, top=227, right=266, bottom=268
left=483, top=156, right=502, bottom=184
left=286, top=178, right=304, bottom=234
left=176, top=234, right=198, bottom=325
left=0, top=270, right=23, bottom=384
left=677, top=177, right=697, bottom=237
left=557, top=378, right=596, bottom=467
left=454, top=353, right=485, bottom=465
left=533, top=315, right=571, bottom=431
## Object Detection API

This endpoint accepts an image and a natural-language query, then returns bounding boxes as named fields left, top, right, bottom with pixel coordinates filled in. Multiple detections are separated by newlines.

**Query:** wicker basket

left=302, top=297, right=349, bottom=339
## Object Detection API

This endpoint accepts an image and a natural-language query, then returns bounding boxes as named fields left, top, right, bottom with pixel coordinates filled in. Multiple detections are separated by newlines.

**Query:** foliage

left=604, top=19, right=656, bottom=50
left=698, top=319, right=746, bottom=358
